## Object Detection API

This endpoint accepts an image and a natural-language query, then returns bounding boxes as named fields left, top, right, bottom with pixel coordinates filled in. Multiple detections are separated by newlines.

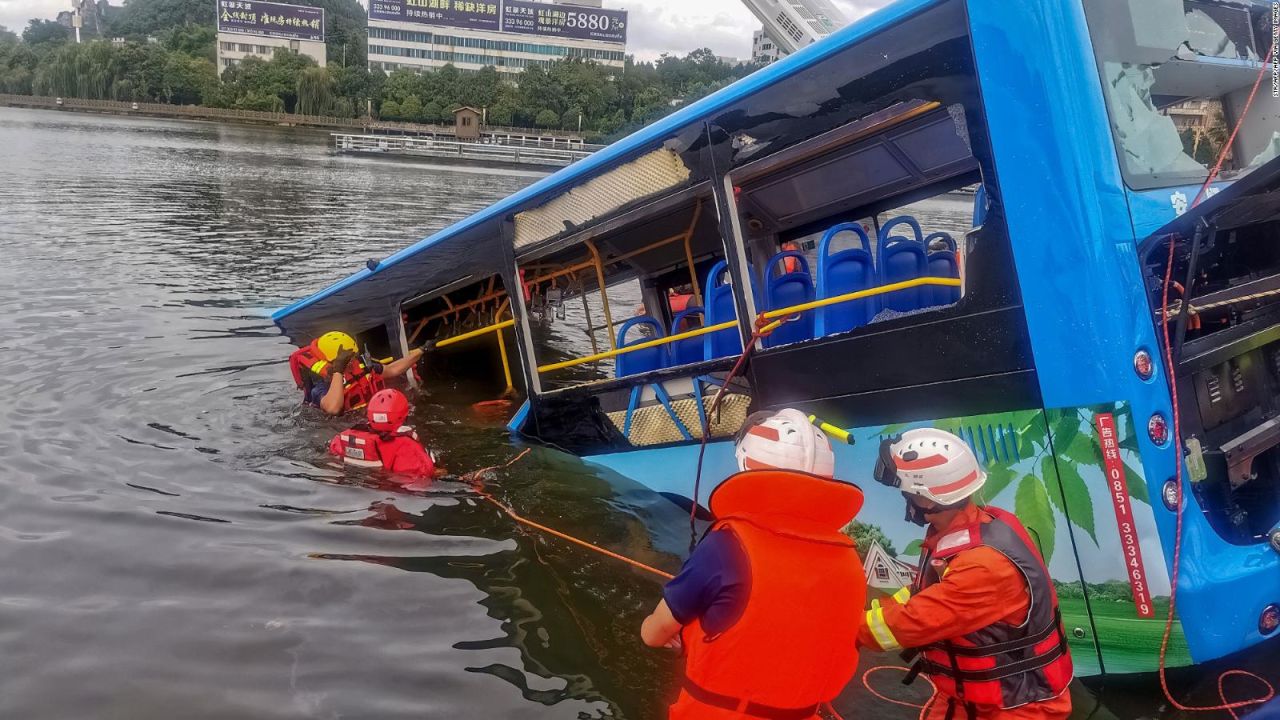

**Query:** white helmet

left=735, top=409, right=836, bottom=478
left=874, top=428, right=985, bottom=506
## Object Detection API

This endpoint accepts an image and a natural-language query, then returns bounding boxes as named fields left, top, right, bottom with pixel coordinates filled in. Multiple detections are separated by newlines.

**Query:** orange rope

left=860, top=666, right=934, bottom=710
left=465, top=449, right=675, bottom=580
left=1152, top=38, right=1277, bottom=719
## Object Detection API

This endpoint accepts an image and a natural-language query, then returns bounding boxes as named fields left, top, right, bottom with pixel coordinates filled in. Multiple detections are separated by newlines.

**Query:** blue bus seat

left=615, top=316, right=666, bottom=377
left=925, top=231, right=961, bottom=306
left=763, top=250, right=815, bottom=347
left=703, top=261, right=749, bottom=360
left=815, top=222, right=876, bottom=336
left=877, top=215, right=929, bottom=313
left=670, top=306, right=705, bottom=366
left=972, top=184, right=988, bottom=227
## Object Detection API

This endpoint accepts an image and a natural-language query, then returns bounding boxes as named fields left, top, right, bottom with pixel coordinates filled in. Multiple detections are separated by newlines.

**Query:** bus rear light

left=1162, top=479, right=1181, bottom=511
left=1149, top=413, right=1170, bottom=447
left=1260, top=605, right=1280, bottom=635
left=1134, top=350, right=1155, bottom=380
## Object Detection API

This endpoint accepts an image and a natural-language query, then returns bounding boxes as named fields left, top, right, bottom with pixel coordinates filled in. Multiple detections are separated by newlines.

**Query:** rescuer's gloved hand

left=419, top=339, right=438, bottom=354
left=330, top=348, right=356, bottom=375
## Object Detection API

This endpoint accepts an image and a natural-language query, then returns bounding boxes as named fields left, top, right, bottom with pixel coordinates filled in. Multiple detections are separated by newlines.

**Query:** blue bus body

left=276, top=0, right=1280, bottom=680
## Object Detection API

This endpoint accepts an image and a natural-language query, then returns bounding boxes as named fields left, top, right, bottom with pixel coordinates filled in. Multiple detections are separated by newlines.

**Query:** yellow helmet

left=315, top=331, right=358, bottom=361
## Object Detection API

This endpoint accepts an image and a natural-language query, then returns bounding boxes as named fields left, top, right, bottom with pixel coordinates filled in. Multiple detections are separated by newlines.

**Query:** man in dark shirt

left=640, top=409, right=866, bottom=720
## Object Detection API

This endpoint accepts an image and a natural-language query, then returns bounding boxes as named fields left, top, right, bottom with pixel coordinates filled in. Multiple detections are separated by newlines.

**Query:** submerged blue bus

left=275, top=0, right=1280, bottom=685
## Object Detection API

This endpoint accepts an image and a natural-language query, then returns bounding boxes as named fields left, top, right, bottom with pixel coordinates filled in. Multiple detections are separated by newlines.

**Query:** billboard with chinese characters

left=368, top=0, right=501, bottom=31
left=368, top=0, right=626, bottom=45
left=216, top=0, right=325, bottom=42
left=502, top=1, right=626, bottom=44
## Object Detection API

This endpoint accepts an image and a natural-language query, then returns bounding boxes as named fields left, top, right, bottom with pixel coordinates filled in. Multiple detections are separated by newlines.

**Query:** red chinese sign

left=1095, top=413, right=1154, bottom=618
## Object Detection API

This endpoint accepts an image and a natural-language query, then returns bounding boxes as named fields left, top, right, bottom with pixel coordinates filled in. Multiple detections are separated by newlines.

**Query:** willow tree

left=294, top=66, right=334, bottom=116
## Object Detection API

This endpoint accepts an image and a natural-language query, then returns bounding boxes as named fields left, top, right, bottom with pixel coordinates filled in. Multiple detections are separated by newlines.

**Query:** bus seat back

left=616, top=316, right=666, bottom=377
left=670, top=306, right=705, bottom=366
left=878, top=215, right=928, bottom=313
left=816, top=222, right=876, bottom=336
left=764, top=250, right=815, bottom=347
left=925, top=231, right=960, bottom=306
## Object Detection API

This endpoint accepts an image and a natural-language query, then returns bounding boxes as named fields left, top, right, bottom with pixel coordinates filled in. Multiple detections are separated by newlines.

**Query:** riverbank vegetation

left=0, top=0, right=759, bottom=138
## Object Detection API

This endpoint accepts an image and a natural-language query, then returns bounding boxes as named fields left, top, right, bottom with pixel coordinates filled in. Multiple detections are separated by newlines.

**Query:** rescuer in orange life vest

left=328, top=389, right=440, bottom=484
left=860, top=429, right=1074, bottom=720
left=640, top=408, right=867, bottom=720
left=288, top=331, right=434, bottom=416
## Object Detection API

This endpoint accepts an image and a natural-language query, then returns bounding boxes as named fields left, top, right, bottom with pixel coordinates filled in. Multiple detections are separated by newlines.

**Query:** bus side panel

left=823, top=408, right=1105, bottom=676
left=1044, top=403, right=1191, bottom=674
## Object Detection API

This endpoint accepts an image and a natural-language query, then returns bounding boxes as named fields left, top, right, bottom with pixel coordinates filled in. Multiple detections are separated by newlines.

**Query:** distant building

left=741, top=0, right=847, bottom=55
left=1165, top=98, right=1219, bottom=131
left=366, top=0, right=627, bottom=77
left=751, top=28, right=782, bottom=64
left=862, top=540, right=917, bottom=591
left=715, top=54, right=744, bottom=66
left=215, top=0, right=327, bottom=71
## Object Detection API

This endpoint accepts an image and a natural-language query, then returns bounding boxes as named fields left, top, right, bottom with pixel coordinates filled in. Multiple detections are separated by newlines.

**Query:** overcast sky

left=0, top=0, right=887, bottom=61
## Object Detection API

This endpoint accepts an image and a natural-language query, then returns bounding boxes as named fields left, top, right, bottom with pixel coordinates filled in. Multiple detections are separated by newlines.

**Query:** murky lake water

left=1, top=107, right=1276, bottom=720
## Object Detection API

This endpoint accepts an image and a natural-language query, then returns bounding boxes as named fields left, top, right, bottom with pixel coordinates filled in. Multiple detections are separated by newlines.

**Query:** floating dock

left=332, top=133, right=599, bottom=169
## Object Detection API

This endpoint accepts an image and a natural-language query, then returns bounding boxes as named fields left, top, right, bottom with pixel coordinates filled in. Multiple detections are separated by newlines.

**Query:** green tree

left=378, top=98, right=401, bottom=120
left=160, top=52, right=216, bottom=104
left=843, top=521, right=899, bottom=558
left=487, top=100, right=515, bottom=128
left=108, top=0, right=214, bottom=37
left=534, top=108, right=559, bottom=129
left=295, top=66, right=334, bottom=115
left=420, top=99, right=443, bottom=125
left=159, top=23, right=215, bottom=62
left=23, top=19, right=70, bottom=45
left=0, top=25, right=18, bottom=44
left=234, top=90, right=284, bottom=112
left=399, top=94, right=423, bottom=123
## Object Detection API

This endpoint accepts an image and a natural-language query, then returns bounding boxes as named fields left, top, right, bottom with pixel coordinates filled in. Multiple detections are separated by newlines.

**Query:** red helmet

left=367, top=389, right=410, bottom=433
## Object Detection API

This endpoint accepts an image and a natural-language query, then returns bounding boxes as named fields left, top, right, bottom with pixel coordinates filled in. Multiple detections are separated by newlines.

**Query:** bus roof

left=271, top=0, right=942, bottom=339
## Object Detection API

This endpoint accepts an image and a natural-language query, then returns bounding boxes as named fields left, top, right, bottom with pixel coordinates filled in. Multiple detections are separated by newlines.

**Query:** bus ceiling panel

left=514, top=183, right=709, bottom=265
left=512, top=147, right=694, bottom=253
left=737, top=112, right=978, bottom=233
left=273, top=224, right=505, bottom=345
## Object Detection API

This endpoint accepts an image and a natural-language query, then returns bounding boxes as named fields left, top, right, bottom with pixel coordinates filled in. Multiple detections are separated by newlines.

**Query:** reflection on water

left=0, top=107, right=1276, bottom=720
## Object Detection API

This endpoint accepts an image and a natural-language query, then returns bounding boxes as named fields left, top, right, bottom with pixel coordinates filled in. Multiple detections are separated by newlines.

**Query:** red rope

left=1158, top=240, right=1274, bottom=717
left=1190, top=42, right=1275, bottom=208
left=466, top=449, right=675, bottom=580
left=689, top=314, right=791, bottom=550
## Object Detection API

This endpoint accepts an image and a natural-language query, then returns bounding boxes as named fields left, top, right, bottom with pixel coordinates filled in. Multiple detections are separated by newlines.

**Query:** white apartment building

left=740, top=0, right=847, bottom=55
left=751, top=28, right=782, bottom=64
left=367, top=0, right=627, bottom=76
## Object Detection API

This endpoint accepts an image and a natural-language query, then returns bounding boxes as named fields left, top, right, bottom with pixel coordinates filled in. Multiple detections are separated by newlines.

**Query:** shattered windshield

left=1083, top=0, right=1280, bottom=190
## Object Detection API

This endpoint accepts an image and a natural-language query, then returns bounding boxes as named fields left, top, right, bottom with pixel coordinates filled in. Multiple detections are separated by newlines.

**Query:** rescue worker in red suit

left=860, top=429, right=1074, bottom=720
left=328, top=389, right=439, bottom=485
left=289, top=331, right=434, bottom=416
left=640, top=409, right=866, bottom=720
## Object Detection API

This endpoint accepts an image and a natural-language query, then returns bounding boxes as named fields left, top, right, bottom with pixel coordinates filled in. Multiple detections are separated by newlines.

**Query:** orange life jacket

left=674, top=470, right=866, bottom=720
left=910, top=507, right=1073, bottom=713
left=288, top=340, right=385, bottom=412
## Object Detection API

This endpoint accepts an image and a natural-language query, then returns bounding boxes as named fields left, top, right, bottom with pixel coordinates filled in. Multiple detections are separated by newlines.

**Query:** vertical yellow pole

left=579, top=275, right=600, bottom=356
left=683, top=200, right=704, bottom=308
left=585, top=239, right=616, bottom=350
left=496, top=327, right=514, bottom=392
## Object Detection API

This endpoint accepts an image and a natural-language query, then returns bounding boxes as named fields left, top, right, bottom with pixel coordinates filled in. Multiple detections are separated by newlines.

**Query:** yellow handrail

left=435, top=318, right=516, bottom=348
left=761, top=276, right=961, bottom=320
left=538, top=320, right=738, bottom=373
left=536, top=276, right=961, bottom=375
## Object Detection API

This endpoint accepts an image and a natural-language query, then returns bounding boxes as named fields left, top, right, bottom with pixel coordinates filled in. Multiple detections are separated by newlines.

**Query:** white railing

left=333, top=133, right=595, bottom=167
